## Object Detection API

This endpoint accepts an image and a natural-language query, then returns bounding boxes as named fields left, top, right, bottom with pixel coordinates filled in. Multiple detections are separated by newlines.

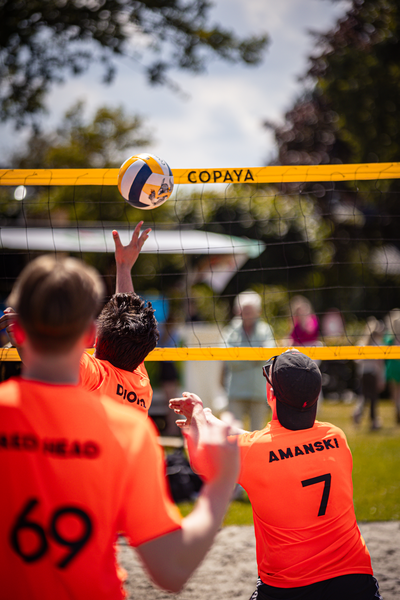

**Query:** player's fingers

left=180, top=391, right=203, bottom=405
left=168, top=401, right=186, bottom=414
left=139, top=227, right=152, bottom=239
left=175, top=419, right=188, bottom=429
left=0, top=314, right=14, bottom=328
left=169, top=396, right=195, bottom=408
left=137, top=228, right=151, bottom=250
left=169, top=402, right=192, bottom=419
left=130, top=221, right=144, bottom=242
left=112, top=230, right=123, bottom=250
left=169, top=398, right=184, bottom=407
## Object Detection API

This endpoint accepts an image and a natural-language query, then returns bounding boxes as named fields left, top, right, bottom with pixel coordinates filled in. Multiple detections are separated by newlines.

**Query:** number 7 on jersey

left=301, top=473, right=331, bottom=517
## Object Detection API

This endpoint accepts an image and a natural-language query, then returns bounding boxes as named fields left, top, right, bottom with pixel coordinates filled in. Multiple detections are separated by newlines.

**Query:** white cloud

left=0, top=0, right=351, bottom=169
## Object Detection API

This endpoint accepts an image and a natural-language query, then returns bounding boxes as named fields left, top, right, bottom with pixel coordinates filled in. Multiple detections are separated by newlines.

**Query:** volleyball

left=118, top=153, right=174, bottom=210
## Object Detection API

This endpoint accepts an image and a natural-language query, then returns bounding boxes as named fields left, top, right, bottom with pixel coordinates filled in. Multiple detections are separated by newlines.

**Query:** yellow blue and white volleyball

left=118, top=153, right=174, bottom=209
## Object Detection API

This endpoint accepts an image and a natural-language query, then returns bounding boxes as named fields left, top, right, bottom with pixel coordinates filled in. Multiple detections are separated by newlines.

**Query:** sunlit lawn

left=178, top=399, right=400, bottom=524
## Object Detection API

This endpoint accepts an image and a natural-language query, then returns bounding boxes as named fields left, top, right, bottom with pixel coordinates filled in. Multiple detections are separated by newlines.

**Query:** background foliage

left=0, top=0, right=268, bottom=127
left=264, top=0, right=400, bottom=322
left=2, top=0, right=400, bottom=332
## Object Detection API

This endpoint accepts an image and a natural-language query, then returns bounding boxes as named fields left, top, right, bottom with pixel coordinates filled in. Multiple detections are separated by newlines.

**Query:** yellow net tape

left=1, top=162, right=400, bottom=363
left=1, top=162, right=400, bottom=186
left=1, top=346, right=400, bottom=362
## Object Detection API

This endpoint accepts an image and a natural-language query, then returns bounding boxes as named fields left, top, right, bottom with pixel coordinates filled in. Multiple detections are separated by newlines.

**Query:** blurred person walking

left=384, top=313, right=400, bottom=424
left=353, top=317, right=386, bottom=430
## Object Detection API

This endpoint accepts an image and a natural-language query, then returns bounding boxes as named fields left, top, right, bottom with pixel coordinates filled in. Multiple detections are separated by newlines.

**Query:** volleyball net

left=1, top=162, right=400, bottom=362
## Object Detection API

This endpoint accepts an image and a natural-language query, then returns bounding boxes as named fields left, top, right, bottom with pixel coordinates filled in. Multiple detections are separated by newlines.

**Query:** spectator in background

left=289, top=295, right=324, bottom=409
left=384, top=313, right=400, bottom=424
left=222, top=290, right=276, bottom=431
left=321, top=307, right=346, bottom=341
left=353, top=317, right=386, bottom=430
left=289, top=295, right=320, bottom=346
left=384, top=308, right=400, bottom=339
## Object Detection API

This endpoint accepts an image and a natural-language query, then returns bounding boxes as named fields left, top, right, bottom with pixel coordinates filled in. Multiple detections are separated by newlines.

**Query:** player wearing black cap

left=170, top=349, right=381, bottom=600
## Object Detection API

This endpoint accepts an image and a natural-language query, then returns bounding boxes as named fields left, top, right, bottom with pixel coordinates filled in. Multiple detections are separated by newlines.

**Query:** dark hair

left=95, top=293, right=159, bottom=371
left=8, top=255, right=104, bottom=354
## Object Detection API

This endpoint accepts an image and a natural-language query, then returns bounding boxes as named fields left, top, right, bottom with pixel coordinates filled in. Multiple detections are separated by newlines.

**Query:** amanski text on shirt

left=269, top=438, right=340, bottom=463
left=0, top=432, right=100, bottom=458
left=186, top=169, right=255, bottom=184
left=116, top=384, right=146, bottom=407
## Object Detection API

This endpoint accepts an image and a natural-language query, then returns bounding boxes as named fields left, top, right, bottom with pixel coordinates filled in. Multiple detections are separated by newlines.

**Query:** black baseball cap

left=272, top=350, right=322, bottom=431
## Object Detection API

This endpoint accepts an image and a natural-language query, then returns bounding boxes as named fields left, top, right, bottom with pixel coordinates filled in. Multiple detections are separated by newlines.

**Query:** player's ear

left=266, top=382, right=275, bottom=404
left=12, top=318, right=26, bottom=346
left=84, top=321, right=97, bottom=348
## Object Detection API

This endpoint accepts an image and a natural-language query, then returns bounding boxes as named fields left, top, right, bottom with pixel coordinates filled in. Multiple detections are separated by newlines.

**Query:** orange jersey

left=0, top=377, right=182, bottom=600
left=238, top=420, right=372, bottom=588
left=80, top=351, right=152, bottom=415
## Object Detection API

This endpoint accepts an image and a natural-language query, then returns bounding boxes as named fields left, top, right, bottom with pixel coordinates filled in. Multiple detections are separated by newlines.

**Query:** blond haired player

left=170, top=350, right=381, bottom=600
left=0, top=255, right=239, bottom=599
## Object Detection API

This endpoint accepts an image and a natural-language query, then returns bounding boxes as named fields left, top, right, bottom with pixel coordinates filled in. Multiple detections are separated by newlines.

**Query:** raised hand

left=113, top=221, right=151, bottom=293
left=169, top=392, right=204, bottom=428
left=184, top=396, right=239, bottom=483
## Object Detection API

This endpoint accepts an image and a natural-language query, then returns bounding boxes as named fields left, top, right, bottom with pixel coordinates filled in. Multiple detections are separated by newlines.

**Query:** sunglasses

left=262, top=355, right=279, bottom=386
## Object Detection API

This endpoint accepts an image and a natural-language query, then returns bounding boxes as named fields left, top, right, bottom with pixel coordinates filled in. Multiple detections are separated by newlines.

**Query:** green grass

left=177, top=399, right=400, bottom=524
left=320, top=398, right=400, bottom=521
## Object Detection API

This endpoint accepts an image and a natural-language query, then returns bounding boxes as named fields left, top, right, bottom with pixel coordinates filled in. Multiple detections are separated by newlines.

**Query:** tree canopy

left=13, top=101, right=152, bottom=169
left=0, top=0, right=268, bottom=126
left=267, top=0, right=400, bottom=166
left=2, top=101, right=153, bottom=223
left=264, top=0, right=400, bottom=321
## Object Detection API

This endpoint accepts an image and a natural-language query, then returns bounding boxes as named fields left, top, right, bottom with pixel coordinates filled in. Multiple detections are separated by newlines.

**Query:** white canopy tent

left=0, top=226, right=264, bottom=257
left=0, top=226, right=265, bottom=293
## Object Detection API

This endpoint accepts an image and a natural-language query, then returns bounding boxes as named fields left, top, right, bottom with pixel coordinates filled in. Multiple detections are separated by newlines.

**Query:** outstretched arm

left=136, top=403, right=239, bottom=592
left=113, top=221, right=151, bottom=293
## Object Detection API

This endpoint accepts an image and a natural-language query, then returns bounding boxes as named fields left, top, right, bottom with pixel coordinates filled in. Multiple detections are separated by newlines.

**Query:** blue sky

left=0, top=0, right=350, bottom=170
